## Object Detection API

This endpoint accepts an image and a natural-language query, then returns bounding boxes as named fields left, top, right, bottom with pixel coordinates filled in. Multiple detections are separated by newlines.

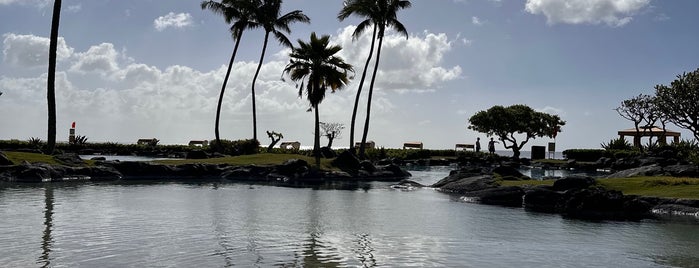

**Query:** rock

left=662, top=165, right=699, bottom=177
left=605, top=165, right=663, bottom=178
left=376, top=164, right=411, bottom=178
left=54, top=153, right=86, bottom=166
left=595, top=157, right=613, bottom=167
left=359, top=161, right=377, bottom=173
left=611, top=157, right=640, bottom=170
left=465, top=186, right=525, bottom=207
left=90, top=156, right=107, bottom=161
left=564, top=159, right=578, bottom=168
left=320, top=147, right=336, bottom=158
left=16, top=163, right=55, bottom=182
left=274, top=159, right=309, bottom=177
left=524, top=186, right=564, bottom=213
left=331, top=151, right=360, bottom=172
left=552, top=176, right=596, bottom=191
left=492, top=166, right=526, bottom=180
left=0, top=152, right=13, bottom=165
left=186, top=150, right=209, bottom=159
left=432, top=167, right=489, bottom=188
left=652, top=204, right=699, bottom=217
left=436, top=175, right=497, bottom=194
left=562, top=188, right=652, bottom=220
left=108, top=161, right=177, bottom=178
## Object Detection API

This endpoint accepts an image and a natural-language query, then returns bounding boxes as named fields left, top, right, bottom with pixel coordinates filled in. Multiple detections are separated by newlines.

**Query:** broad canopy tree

left=468, top=104, right=565, bottom=159
left=654, top=68, right=699, bottom=141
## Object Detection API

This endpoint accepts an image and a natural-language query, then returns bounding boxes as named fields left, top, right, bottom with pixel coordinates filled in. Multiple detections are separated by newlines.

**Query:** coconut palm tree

left=338, top=0, right=380, bottom=153
left=46, top=0, right=62, bottom=155
left=283, top=33, right=353, bottom=167
left=249, top=0, right=309, bottom=141
left=201, top=0, right=257, bottom=149
left=357, top=0, right=410, bottom=158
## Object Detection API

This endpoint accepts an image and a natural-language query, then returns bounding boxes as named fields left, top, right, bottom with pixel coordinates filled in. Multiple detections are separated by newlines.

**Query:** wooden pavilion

left=617, top=126, right=680, bottom=147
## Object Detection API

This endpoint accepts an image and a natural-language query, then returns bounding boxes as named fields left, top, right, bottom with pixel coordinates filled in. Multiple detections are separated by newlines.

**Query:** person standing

left=475, top=137, right=481, bottom=152
left=488, top=137, right=498, bottom=154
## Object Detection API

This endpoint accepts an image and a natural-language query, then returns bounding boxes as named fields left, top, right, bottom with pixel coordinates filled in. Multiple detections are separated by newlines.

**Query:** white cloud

left=471, top=16, right=482, bottom=25
left=69, top=43, right=119, bottom=75
left=0, top=0, right=50, bottom=8
left=525, top=0, right=651, bottom=27
left=537, top=106, right=566, bottom=116
left=2, top=33, right=73, bottom=68
left=67, top=4, right=81, bottom=13
left=335, top=26, right=462, bottom=93
left=154, top=12, right=193, bottom=31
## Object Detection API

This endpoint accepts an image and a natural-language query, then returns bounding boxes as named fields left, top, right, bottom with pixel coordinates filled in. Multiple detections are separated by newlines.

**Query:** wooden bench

left=188, top=140, right=208, bottom=147
left=403, top=142, right=423, bottom=149
left=280, top=141, right=301, bottom=150
left=137, top=138, right=158, bottom=145
left=354, top=141, right=376, bottom=149
left=455, top=143, right=474, bottom=151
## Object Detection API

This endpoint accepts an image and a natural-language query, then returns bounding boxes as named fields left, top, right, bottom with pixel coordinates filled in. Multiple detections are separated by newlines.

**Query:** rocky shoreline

left=0, top=153, right=411, bottom=184
left=394, top=163, right=699, bottom=221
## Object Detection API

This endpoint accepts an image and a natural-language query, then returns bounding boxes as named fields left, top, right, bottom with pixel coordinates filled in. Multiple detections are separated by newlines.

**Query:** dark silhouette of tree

left=266, top=130, right=283, bottom=152
left=249, top=0, right=309, bottom=141
left=283, top=33, right=353, bottom=167
left=46, top=0, right=62, bottom=155
left=201, top=0, right=258, bottom=150
left=338, top=0, right=379, bottom=152
left=356, top=0, right=411, bottom=158
left=615, top=94, right=655, bottom=148
left=320, top=122, right=344, bottom=148
left=468, top=104, right=565, bottom=159
left=655, top=68, right=699, bottom=141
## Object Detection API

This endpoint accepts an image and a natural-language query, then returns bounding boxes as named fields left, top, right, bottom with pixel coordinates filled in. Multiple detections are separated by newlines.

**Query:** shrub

left=562, top=149, right=605, bottom=162
left=601, top=138, right=633, bottom=150
left=209, top=139, right=260, bottom=156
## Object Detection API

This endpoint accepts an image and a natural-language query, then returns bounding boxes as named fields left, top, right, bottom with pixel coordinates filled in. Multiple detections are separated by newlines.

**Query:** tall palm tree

left=46, top=0, right=62, bottom=155
left=283, top=33, right=353, bottom=167
left=249, top=0, right=309, bottom=141
left=357, top=0, right=410, bottom=158
left=201, top=0, right=257, bottom=149
left=338, top=0, right=380, bottom=153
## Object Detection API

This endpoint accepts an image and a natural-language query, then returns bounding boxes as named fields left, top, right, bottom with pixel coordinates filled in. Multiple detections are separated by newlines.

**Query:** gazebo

left=617, top=126, right=680, bottom=147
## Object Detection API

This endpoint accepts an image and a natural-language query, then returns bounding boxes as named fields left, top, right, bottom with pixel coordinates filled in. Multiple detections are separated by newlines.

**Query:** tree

left=356, top=0, right=411, bottom=158
left=201, top=0, right=258, bottom=150
left=266, top=130, right=283, bottom=152
left=282, top=33, right=353, bottom=167
left=320, top=122, right=344, bottom=148
left=468, top=104, right=565, bottom=159
left=46, top=0, right=62, bottom=155
left=249, top=0, right=309, bottom=141
left=615, top=94, right=656, bottom=147
left=655, top=68, right=699, bottom=141
left=338, top=0, right=379, bottom=152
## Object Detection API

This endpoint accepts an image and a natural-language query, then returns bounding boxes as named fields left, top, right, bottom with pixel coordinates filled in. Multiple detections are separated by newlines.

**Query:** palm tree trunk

left=251, top=32, right=270, bottom=141
left=214, top=34, right=243, bottom=149
left=349, top=25, right=377, bottom=152
left=314, top=104, right=321, bottom=167
left=359, top=34, right=385, bottom=158
left=46, top=0, right=62, bottom=155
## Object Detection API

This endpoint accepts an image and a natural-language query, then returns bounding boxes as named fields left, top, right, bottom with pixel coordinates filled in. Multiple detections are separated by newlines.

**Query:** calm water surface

left=1, top=166, right=697, bottom=267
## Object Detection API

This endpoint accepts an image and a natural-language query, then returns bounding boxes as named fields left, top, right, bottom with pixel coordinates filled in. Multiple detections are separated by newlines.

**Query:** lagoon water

left=1, top=166, right=698, bottom=267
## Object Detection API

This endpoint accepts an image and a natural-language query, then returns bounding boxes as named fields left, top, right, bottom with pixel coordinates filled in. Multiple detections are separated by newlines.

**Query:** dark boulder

left=0, top=152, right=13, bottom=165
left=436, top=175, right=497, bottom=194
left=320, top=147, right=336, bottom=158
left=107, top=161, right=177, bottom=178
left=186, top=150, right=209, bottom=159
left=492, top=166, right=527, bottom=180
left=595, top=157, right=613, bottom=167
left=54, top=153, right=86, bottom=166
left=360, top=161, right=377, bottom=173
left=605, top=165, right=663, bottom=178
left=331, top=151, right=360, bottom=172
left=523, top=186, right=564, bottom=213
left=432, top=167, right=489, bottom=188
left=562, top=188, right=653, bottom=220
left=273, top=159, right=309, bottom=178
left=90, top=156, right=107, bottom=161
left=663, top=165, right=699, bottom=177
left=552, top=176, right=596, bottom=191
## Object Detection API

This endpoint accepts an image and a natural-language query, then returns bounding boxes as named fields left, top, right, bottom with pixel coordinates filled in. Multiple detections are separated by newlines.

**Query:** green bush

left=562, top=149, right=605, bottom=162
left=601, top=138, right=633, bottom=150
left=606, top=149, right=641, bottom=159
left=209, top=139, right=260, bottom=156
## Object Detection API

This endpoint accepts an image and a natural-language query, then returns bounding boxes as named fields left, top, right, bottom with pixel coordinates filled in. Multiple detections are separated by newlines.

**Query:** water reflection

left=38, top=185, right=54, bottom=268
left=353, top=233, right=376, bottom=267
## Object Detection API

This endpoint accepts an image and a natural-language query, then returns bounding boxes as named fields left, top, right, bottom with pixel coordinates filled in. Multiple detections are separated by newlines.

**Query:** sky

left=1, top=0, right=698, bottom=151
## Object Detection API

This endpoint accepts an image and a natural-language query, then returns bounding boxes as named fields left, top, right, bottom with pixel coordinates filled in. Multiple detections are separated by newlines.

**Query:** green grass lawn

left=500, top=177, right=699, bottom=200
left=154, top=153, right=337, bottom=170
left=3, top=151, right=60, bottom=165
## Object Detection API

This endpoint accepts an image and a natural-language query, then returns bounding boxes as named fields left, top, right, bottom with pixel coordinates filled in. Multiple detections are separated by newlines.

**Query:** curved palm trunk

left=214, top=34, right=243, bottom=149
left=349, top=25, right=378, bottom=152
left=251, top=32, right=271, bottom=141
left=46, top=0, right=62, bottom=155
left=314, top=104, right=321, bottom=167
left=359, top=34, right=385, bottom=158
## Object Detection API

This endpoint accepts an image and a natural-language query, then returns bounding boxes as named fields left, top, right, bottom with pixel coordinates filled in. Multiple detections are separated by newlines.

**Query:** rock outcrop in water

left=432, top=166, right=699, bottom=221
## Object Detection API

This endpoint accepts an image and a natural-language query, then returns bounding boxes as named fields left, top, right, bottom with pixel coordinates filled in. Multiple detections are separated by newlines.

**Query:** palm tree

left=201, top=0, right=257, bottom=149
left=283, top=33, right=353, bottom=167
left=249, top=0, right=309, bottom=141
left=357, top=0, right=410, bottom=158
left=46, top=0, right=62, bottom=155
left=338, top=0, right=379, bottom=153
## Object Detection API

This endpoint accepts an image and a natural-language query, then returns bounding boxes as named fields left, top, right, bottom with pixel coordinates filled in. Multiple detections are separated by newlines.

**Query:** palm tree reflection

left=37, top=184, right=54, bottom=268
